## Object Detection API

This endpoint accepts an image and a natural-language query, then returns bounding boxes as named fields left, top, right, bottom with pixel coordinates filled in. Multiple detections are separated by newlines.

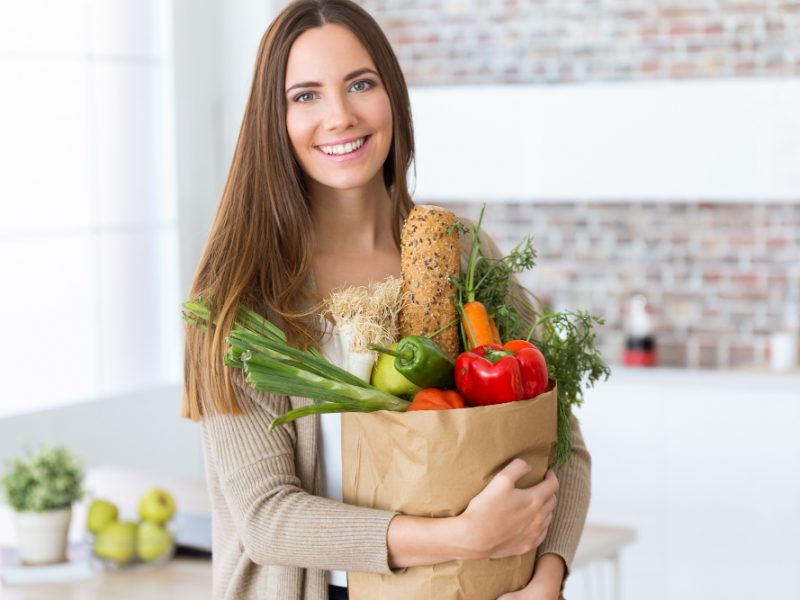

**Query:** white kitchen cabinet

left=565, top=367, right=800, bottom=600
left=410, top=80, right=800, bottom=203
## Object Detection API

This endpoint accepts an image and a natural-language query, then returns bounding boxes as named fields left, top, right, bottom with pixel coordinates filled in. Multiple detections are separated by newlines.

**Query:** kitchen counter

left=0, top=527, right=634, bottom=600
left=0, top=465, right=637, bottom=599
left=0, top=557, right=211, bottom=600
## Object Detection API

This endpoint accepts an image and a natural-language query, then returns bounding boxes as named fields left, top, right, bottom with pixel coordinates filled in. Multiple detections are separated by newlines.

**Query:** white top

left=318, top=316, right=377, bottom=588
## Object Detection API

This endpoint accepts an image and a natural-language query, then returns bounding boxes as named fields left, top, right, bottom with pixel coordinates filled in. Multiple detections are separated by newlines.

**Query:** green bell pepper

left=370, top=336, right=455, bottom=390
left=370, top=342, right=422, bottom=397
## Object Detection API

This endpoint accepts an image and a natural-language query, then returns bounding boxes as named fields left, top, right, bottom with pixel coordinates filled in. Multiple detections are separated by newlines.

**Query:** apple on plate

left=138, top=488, right=176, bottom=525
left=136, top=520, right=174, bottom=562
left=94, top=520, right=137, bottom=565
left=86, top=499, right=119, bottom=534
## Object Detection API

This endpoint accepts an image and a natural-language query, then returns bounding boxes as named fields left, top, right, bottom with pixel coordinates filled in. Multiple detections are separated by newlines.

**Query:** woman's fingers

left=535, top=469, right=559, bottom=497
left=523, top=469, right=558, bottom=515
left=493, top=458, right=533, bottom=489
left=538, top=510, right=554, bottom=541
left=534, top=527, right=549, bottom=548
left=458, top=459, right=562, bottom=560
left=543, top=489, right=558, bottom=514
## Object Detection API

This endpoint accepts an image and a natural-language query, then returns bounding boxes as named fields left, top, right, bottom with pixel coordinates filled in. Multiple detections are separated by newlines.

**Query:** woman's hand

left=495, top=582, right=560, bottom=600
left=386, top=459, right=558, bottom=568
left=496, top=553, right=566, bottom=600
left=455, top=458, right=558, bottom=561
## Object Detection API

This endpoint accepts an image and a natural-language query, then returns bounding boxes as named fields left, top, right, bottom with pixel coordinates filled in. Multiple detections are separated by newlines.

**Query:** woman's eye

left=350, top=79, right=374, bottom=92
left=294, top=92, right=316, bottom=103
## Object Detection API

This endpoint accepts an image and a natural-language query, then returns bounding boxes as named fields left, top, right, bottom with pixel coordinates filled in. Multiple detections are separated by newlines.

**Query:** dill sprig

left=517, top=305, right=610, bottom=465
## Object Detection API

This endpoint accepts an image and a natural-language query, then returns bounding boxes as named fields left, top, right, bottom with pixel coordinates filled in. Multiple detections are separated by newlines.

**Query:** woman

left=182, top=1, right=590, bottom=599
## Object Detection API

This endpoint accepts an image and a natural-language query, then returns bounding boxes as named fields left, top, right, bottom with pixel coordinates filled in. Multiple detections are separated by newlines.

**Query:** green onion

left=182, top=297, right=410, bottom=429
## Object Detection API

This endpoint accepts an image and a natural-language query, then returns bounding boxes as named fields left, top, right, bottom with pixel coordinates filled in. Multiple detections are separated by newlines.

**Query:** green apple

left=94, top=520, right=137, bottom=564
left=86, top=499, right=118, bottom=534
left=370, top=343, right=422, bottom=396
left=136, top=520, right=174, bottom=562
left=138, top=488, right=176, bottom=524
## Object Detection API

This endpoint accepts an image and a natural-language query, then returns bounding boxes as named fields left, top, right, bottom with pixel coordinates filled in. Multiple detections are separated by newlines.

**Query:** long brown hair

left=182, top=0, right=416, bottom=420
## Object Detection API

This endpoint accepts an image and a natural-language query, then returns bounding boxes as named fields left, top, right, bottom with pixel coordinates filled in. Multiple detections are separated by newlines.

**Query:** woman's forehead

left=285, top=23, right=377, bottom=84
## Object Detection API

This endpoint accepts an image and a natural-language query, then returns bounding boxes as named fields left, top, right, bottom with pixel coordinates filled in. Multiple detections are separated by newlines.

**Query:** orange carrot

left=459, top=205, right=504, bottom=350
left=489, top=318, right=501, bottom=345
left=462, top=301, right=501, bottom=349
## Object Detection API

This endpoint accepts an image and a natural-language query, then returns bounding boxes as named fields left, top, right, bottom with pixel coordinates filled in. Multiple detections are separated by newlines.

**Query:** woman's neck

left=309, top=179, right=394, bottom=256
left=307, top=178, right=402, bottom=300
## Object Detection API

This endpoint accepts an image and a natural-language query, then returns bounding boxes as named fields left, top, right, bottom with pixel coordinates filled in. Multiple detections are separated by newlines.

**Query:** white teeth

left=320, top=136, right=366, bottom=155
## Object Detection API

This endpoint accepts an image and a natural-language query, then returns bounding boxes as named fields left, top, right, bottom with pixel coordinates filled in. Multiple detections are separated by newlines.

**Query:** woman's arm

left=533, top=418, right=591, bottom=576
left=202, top=370, right=399, bottom=574
left=497, top=553, right=565, bottom=600
left=387, top=462, right=559, bottom=568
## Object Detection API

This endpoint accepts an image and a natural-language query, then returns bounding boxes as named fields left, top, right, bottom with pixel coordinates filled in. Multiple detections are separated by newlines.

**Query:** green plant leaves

left=1, top=445, right=84, bottom=512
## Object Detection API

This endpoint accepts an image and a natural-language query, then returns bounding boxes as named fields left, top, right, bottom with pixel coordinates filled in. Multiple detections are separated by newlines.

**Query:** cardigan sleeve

left=201, top=369, right=399, bottom=574
left=459, top=222, right=592, bottom=577
left=536, top=417, right=590, bottom=575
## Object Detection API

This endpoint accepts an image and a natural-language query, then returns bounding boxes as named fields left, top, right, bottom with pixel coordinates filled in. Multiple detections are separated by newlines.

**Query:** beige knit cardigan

left=199, top=226, right=591, bottom=600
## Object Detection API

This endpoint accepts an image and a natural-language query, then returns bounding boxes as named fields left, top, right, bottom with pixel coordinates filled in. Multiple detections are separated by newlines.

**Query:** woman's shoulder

left=223, top=368, right=293, bottom=420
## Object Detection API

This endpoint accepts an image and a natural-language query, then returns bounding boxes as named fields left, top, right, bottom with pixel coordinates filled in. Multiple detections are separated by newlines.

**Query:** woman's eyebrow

left=285, top=67, right=379, bottom=95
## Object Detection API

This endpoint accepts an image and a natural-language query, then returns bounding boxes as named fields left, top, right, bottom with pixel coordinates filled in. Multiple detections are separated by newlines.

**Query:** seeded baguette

left=399, top=205, right=461, bottom=358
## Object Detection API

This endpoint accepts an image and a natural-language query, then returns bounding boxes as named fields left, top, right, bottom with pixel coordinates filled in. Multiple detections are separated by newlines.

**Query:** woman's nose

left=323, top=93, right=357, bottom=130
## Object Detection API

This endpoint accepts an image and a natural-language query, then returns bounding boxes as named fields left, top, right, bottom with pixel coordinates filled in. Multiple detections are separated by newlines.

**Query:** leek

left=182, top=297, right=410, bottom=430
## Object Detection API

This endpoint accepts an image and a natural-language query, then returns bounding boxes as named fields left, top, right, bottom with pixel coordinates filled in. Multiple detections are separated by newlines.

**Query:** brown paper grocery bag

left=342, top=384, right=557, bottom=600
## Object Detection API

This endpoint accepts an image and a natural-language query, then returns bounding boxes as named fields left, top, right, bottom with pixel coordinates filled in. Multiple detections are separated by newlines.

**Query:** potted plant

left=1, top=444, right=84, bottom=565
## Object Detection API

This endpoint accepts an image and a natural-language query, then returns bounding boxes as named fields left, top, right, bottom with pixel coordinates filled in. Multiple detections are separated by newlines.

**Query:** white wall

left=174, top=0, right=280, bottom=295
left=0, top=385, right=203, bottom=479
left=0, top=0, right=181, bottom=418
left=0, top=0, right=279, bottom=479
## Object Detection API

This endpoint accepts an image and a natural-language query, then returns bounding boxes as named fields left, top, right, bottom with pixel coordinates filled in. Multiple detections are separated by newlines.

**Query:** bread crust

left=399, top=205, right=461, bottom=358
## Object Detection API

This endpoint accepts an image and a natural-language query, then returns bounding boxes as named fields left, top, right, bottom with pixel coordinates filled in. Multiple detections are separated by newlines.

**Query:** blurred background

left=0, top=0, right=798, bottom=598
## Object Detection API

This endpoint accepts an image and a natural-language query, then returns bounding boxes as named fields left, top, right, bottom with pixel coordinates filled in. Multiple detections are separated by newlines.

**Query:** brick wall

left=442, top=202, right=800, bottom=369
left=362, top=0, right=800, bottom=84
left=357, top=1, right=800, bottom=369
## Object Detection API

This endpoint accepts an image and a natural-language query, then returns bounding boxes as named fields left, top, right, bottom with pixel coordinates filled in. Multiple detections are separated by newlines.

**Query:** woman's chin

left=312, top=172, right=386, bottom=194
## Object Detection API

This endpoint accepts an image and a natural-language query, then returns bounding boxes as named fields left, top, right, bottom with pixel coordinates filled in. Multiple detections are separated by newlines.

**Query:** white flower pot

left=14, top=506, right=72, bottom=565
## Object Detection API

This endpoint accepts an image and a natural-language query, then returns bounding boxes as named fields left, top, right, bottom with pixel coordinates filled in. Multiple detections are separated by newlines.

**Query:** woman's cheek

left=286, top=106, right=314, bottom=141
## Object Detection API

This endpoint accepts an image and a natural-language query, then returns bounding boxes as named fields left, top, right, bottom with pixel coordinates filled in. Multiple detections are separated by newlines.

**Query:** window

left=0, top=1, right=180, bottom=417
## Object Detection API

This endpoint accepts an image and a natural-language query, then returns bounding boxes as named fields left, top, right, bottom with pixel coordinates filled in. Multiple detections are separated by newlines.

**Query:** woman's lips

left=316, top=135, right=370, bottom=162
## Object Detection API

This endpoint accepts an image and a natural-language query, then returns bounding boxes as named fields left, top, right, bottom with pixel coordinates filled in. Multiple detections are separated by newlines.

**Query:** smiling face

left=285, top=23, right=393, bottom=194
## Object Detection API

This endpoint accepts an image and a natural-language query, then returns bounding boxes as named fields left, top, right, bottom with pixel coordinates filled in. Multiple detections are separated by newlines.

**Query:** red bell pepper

left=455, top=341, right=549, bottom=407
left=454, top=344, right=524, bottom=406
left=407, top=388, right=465, bottom=411
left=503, top=340, right=549, bottom=398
